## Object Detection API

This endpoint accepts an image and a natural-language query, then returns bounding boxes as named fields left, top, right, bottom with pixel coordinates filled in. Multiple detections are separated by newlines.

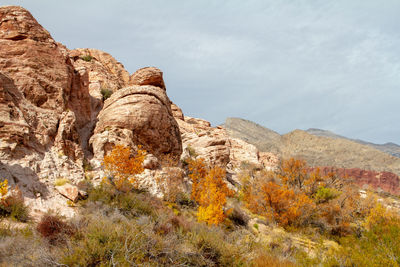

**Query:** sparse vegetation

left=54, top=178, right=69, bottom=186
left=100, top=87, right=113, bottom=101
left=0, top=180, right=29, bottom=222
left=80, top=54, right=93, bottom=62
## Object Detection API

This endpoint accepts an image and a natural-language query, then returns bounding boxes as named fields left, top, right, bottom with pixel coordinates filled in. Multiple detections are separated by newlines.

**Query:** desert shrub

left=227, top=204, right=250, bottom=227
left=54, top=178, right=69, bottom=186
left=60, top=213, right=201, bottom=266
left=82, top=158, right=93, bottom=172
left=80, top=54, right=93, bottom=62
left=187, top=158, right=234, bottom=225
left=329, top=207, right=400, bottom=266
left=36, top=214, right=75, bottom=245
left=0, top=234, right=55, bottom=266
left=3, top=196, right=30, bottom=222
left=252, top=252, right=295, bottom=267
left=85, top=185, right=160, bottom=219
left=187, top=224, right=246, bottom=266
left=314, top=186, right=340, bottom=203
left=0, top=182, right=29, bottom=222
left=100, top=87, right=113, bottom=101
left=186, top=145, right=198, bottom=158
left=103, top=144, right=146, bottom=192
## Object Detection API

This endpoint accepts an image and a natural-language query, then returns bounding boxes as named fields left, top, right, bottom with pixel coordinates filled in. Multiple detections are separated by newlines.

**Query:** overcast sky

left=4, top=0, right=400, bottom=144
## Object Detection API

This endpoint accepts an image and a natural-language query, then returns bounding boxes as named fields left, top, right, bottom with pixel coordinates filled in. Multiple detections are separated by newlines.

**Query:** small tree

left=103, top=145, right=146, bottom=191
left=187, top=158, right=233, bottom=225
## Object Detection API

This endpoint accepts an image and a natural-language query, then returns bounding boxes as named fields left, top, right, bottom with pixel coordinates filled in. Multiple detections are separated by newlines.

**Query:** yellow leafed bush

left=187, top=158, right=233, bottom=225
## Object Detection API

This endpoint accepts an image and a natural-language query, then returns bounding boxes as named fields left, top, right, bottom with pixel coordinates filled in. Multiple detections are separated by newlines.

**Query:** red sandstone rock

left=0, top=6, right=74, bottom=111
left=56, top=183, right=79, bottom=202
left=129, top=67, right=166, bottom=89
left=314, top=167, right=400, bottom=196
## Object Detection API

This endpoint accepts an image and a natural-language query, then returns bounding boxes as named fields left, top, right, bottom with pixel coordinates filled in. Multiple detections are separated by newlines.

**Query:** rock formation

left=69, top=48, right=130, bottom=113
left=0, top=6, right=92, bottom=216
left=172, top=106, right=276, bottom=171
left=129, top=67, right=166, bottom=89
left=90, top=67, right=182, bottom=161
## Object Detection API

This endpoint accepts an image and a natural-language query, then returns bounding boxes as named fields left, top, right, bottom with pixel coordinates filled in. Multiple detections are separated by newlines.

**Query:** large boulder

left=90, top=70, right=182, bottom=160
left=129, top=67, right=165, bottom=89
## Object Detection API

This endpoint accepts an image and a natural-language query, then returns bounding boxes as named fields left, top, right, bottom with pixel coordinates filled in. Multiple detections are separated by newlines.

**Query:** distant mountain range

left=306, top=128, right=400, bottom=158
left=223, top=118, right=400, bottom=176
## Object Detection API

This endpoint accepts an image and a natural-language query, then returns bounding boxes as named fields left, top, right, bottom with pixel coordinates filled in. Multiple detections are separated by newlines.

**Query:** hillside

left=224, top=118, right=400, bottom=176
left=223, top=117, right=282, bottom=154
left=306, top=128, right=400, bottom=158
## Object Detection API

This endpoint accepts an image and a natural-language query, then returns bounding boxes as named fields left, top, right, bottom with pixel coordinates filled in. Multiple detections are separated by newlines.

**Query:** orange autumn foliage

left=241, top=158, right=366, bottom=232
left=103, top=145, right=146, bottom=191
left=187, top=158, right=233, bottom=225
left=244, top=179, right=314, bottom=226
left=278, top=158, right=308, bottom=190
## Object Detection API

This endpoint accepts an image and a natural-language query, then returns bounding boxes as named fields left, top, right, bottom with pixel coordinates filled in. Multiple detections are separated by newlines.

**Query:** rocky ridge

left=306, top=128, right=400, bottom=158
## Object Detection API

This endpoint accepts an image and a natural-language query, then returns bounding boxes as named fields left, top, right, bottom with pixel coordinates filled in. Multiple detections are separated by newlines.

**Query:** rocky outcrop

left=177, top=115, right=231, bottom=167
left=174, top=108, right=279, bottom=171
left=0, top=6, right=93, bottom=217
left=259, top=152, right=279, bottom=170
left=0, top=6, right=75, bottom=111
left=129, top=67, right=165, bottom=89
left=228, top=138, right=261, bottom=168
left=69, top=48, right=130, bottom=112
left=90, top=80, right=182, bottom=160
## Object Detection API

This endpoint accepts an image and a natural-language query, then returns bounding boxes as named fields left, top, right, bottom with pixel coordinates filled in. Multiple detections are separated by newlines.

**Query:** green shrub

left=54, top=178, right=69, bottom=187
left=82, top=159, right=93, bottom=172
left=80, top=55, right=93, bottom=62
left=314, top=186, right=340, bottom=203
left=85, top=185, right=159, bottom=219
left=100, top=88, right=113, bottom=101
left=186, top=145, right=198, bottom=158
left=330, top=217, right=400, bottom=266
